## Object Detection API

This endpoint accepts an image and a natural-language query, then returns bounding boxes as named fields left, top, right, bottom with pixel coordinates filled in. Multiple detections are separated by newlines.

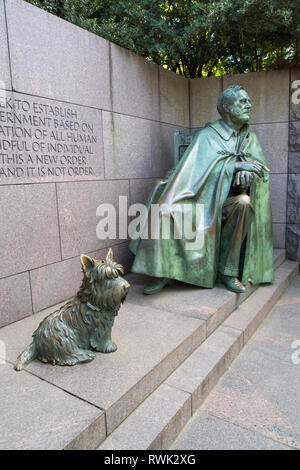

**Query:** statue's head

left=217, top=85, right=252, bottom=127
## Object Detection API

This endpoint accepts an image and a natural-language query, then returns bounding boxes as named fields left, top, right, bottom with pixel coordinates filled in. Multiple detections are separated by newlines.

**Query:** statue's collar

left=207, top=119, right=249, bottom=141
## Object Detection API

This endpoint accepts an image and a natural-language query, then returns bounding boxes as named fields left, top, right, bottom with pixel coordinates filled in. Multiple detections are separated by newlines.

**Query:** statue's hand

left=235, top=161, right=264, bottom=178
left=233, top=171, right=253, bottom=187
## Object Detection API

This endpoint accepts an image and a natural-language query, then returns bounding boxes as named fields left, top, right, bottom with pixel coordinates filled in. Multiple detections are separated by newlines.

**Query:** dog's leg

left=90, top=315, right=118, bottom=353
left=90, top=329, right=117, bottom=353
left=90, top=333, right=117, bottom=353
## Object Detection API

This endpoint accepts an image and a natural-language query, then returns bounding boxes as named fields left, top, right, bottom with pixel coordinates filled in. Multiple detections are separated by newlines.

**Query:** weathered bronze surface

left=130, top=85, right=274, bottom=294
left=14, top=249, right=130, bottom=370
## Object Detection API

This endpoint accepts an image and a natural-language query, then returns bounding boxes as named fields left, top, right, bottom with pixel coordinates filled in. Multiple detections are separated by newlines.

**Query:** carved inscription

left=0, top=93, right=103, bottom=182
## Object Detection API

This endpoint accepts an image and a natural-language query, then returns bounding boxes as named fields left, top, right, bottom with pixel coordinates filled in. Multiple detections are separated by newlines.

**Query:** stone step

left=125, top=249, right=286, bottom=336
left=98, top=259, right=299, bottom=450
left=0, top=249, right=290, bottom=450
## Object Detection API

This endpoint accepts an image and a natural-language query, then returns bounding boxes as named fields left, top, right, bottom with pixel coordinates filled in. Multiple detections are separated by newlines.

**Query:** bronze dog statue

left=14, top=249, right=130, bottom=370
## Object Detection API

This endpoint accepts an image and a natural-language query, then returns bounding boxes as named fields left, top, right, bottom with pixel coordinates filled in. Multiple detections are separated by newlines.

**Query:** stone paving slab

left=172, top=275, right=300, bottom=450
left=201, top=350, right=300, bottom=449
left=171, top=411, right=292, bottom=450
left=126, top=274, right=234, bottom=321
left=98, top=384, right=191, bottom=450
left=228, top=276, right=300, bottom=365
left=224, top=261, right=299, bottom=343
left=0, top=363, right=104, bottom=450
left=0, top=300, right=205, bottom=437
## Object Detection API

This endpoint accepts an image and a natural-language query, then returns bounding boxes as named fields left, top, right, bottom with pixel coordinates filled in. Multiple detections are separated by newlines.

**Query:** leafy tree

left=26, top=0, right=300, bottom=78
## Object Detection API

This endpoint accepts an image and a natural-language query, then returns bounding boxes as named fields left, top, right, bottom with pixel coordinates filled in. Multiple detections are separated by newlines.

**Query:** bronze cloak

left=130, top=119, right=274, bottom=288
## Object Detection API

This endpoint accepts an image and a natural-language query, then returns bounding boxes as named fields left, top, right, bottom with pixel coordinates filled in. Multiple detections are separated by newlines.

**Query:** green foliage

left=25, top=0, right=300, bottom=78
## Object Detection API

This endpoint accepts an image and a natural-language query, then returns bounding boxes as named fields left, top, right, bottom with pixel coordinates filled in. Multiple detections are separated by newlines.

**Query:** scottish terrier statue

left=14, top=249, right=130, bottom=370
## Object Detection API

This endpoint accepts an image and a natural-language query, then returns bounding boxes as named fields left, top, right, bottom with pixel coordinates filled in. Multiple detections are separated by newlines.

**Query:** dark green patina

left=130, top=86, right=274, bottom=293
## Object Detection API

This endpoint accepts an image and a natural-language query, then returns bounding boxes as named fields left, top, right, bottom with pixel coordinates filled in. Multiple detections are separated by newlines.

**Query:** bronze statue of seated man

left=129, top=85, right=274, bottom=294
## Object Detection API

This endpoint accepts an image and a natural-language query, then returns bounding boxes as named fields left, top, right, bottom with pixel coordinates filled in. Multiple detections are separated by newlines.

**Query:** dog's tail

left=14, top=342, right=37, bottom=371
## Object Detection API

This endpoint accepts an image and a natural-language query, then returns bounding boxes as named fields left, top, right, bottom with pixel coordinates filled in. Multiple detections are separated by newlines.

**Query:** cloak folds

left=130, top=120, right=274, bottom=288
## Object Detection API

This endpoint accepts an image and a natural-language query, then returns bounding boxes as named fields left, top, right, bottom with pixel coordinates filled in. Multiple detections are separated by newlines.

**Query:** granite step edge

left=97, top=259, right=298, bottom=451
left=98, top=250, right=288, bottom=439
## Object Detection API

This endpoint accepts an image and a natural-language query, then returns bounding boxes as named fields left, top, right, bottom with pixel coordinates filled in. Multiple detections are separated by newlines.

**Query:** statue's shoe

left=222, top=275, right=246, bottom=293
left=143, top=277, right=174, bottom=295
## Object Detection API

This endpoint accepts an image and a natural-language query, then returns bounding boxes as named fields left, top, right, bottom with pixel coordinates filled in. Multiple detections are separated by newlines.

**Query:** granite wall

left=0, top=0, right=189, bottom=327
left=0, top=0, right=298, bottom=328
left=288, top=69, right=300, bottom=261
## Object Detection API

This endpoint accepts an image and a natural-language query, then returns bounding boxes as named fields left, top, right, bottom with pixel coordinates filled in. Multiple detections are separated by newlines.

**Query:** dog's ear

left=106, top=248, right=113, bottom=262
left=81, top=254, right=94, bottom=277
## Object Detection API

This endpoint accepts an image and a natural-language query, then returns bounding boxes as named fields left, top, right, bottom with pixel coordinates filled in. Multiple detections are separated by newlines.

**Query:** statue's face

left=226, top=89, right=252, bottom=125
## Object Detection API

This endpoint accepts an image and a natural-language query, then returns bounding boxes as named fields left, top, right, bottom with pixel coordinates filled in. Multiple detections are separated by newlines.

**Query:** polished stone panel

left=0, top=0, right=11, bottom=90
left=286, top=224, right=300, bottom=261
left=0, top=183, right=61, bottom=278
left=287, top=174, right=300, bottom=223
left=0, top=91, right=104, bottom=185
left=190, top=76, right=222, bottom=128
left=129, top=178, right=159, bottom=205
left=102, top=112, right=154, bottom=179
left=5, top=0, right=111, bottom=109
left=0, top=273, right=32, bottom=327
left=250, top=123, right=288, bottom=174
left=56, top=179, right=130, bottom=259
left=273, top=223, right=286, bottom=249
left=159, top=68, right=189, bottom=127
left=288, top=70, right=300, bottom=261
left=111, top=44, right=159, bottom=121
left=269, top=173, right=287, bottom=224
left=288, top=122, right=300, bottom=173
left=30, top=257, right=81, bottom=313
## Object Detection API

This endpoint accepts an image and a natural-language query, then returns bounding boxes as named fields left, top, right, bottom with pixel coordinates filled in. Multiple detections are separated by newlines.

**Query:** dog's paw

left=96, top=340, right=117, bottom=353
left=82, top=351, right=96, bottom=361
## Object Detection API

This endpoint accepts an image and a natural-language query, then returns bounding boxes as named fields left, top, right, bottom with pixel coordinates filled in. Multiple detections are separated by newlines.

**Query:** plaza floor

left=171, top=276, right=300, bottom=450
